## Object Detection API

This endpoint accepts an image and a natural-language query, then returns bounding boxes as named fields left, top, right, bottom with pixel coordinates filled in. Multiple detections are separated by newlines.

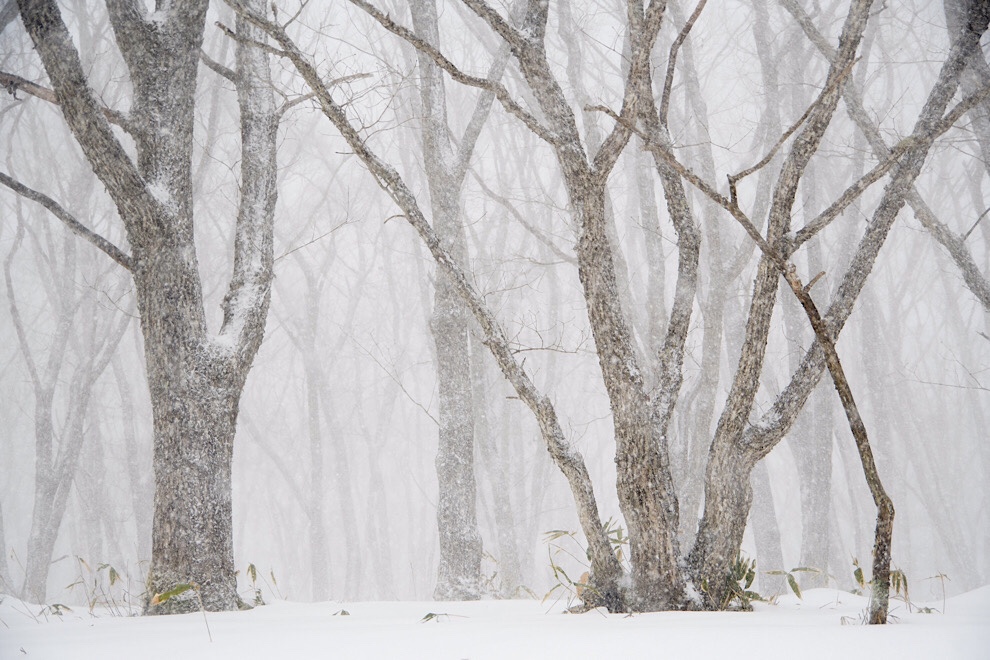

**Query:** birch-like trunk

left=409, top=0, right=486, bottom=600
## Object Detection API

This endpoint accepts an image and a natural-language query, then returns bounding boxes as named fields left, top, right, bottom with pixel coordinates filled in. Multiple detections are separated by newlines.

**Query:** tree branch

left=459, top=0, right=530, bottom=51
left=214, top=20, right=289, bottom=57
left=781, top=0, right=990, bottom=312
left=589, top=0, right=666, bottom=179
left=346, top=0, right=557, bottom=146
left=728, top=56, right=858, bottom=206
left=0, top=171, right=133, bottom=270
left=0, top=71, right=134, bottom=131
left=0, top=0, right=17, bottom=35
left=791, top=85, right=990, bottom=252
left=468, top=168, right=577, bottom=265
left=199, top=50, right=238, bottom=83
left=16, top=0, right=163, bottom=239
left=659, top=0, right=706, bottom=126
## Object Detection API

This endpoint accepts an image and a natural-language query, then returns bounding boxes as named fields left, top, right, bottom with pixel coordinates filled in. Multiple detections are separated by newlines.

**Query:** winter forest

left=1, top=0, right=989, bottom=635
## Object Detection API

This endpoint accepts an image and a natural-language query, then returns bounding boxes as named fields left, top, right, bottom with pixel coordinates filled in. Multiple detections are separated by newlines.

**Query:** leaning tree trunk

left=688, top=0, right=987, bottom=610
left=688, top=0, right=875, bottom=608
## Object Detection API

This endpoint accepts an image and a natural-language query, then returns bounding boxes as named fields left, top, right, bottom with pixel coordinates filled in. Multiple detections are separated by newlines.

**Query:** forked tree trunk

left=420, top=71, right=483, bottom=600
left=688, top=0, right=875, bottom=608
left=574, top=184, right=684, bottom=610
left=16, top=0, right=278, bottom=614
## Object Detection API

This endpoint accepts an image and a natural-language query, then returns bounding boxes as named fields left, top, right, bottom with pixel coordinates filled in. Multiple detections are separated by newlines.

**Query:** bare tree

left=3, top=209, right=129, bottom=603
left=227, top=0, right=988, bottom=618
left=1, top=0, right=280, bottom=613
left=408, top=0, right=506, bottom=600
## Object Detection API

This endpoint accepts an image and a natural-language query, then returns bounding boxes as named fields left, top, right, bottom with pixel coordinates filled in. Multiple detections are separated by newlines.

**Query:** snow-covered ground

left=2, top=587, right=988, bottom=659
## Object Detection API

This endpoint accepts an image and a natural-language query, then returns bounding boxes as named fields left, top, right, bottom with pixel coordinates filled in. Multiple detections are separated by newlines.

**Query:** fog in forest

left=0, top=0, right=987, bottom=615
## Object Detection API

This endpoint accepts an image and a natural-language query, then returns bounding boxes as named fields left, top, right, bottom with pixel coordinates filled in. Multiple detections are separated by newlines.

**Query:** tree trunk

left=431, top=269, right=483, bottom=599
left=0, top=502, right=12, bottom=595
left=15, top=0, right=278, bottom=614
left=688, top=0, right=876, bottom=608
left=409, top=0, right=515, bottom=600
left=574, top=185, right=684, bottom=610
left=750, top=460, right=785, bottom=595
left=144, top=359, right=242, bottom=611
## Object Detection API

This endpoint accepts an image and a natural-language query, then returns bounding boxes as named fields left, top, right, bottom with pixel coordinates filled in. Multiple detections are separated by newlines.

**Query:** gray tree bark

left=10, top=0, right=279, bottom=613
left=706, top=0, right=990, bottom=616
left=408, top=0, right=493, bottom=600
left=233, top=0, right=987, bottom=615
left=688, top=0, right=876, bottom=608
left=228, top=0, right=629, bottom=608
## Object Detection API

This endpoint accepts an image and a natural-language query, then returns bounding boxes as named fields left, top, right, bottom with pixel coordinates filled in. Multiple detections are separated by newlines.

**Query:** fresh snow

left=2, top=587, right=988, bottom=659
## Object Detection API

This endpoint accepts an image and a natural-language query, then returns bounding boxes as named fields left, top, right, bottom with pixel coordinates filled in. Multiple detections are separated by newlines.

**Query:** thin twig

left=659, top=0, right=707, bottom=126
left=792, top=83, right=990, bottom=250
left=215, top=21, right=290, bottom=58
left=355, top=339, right=439, bottom=427
left=343, top=0, right=556, bottom=146
left=727, top=57, right=859, bottom=203
left=961, top=206, right=989, bottom=241
left=468, top=169, right=576, bottom=265
left=274, top=221, right=351, bottom=263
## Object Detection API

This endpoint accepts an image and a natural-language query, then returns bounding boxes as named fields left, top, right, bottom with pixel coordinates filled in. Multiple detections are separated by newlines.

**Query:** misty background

left=1, top=0, right=987, bottom=606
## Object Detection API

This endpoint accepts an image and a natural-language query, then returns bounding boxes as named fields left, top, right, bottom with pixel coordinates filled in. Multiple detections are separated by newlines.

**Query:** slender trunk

left=409, top=0, right=496, bottom=599
left=0, top=503, right=12, bottom=594
left=113, top=355, right=152, bottom=565
left=304, top=352, right=330, bottom=600
left=795, top=386, right=833, bottom=586
left=472, top=340, right=523, bottom=596
left=22, top=488, right=57, bottom=603
left=318, top=375, right=363, bottom=598
left=750, top=460, right=784, bottom=593
left=432, top=264, right=483, bottom=599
